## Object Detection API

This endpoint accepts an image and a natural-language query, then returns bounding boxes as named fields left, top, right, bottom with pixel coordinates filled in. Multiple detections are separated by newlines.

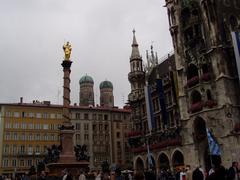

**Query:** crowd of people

left=155, top=161, right=240, bottom=180
left=0, top=162, right=239, bottom=180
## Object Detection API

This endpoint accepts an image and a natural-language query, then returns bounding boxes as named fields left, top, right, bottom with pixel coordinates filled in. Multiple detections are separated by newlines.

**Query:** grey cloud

left=0, top=0, right=172, bottom=107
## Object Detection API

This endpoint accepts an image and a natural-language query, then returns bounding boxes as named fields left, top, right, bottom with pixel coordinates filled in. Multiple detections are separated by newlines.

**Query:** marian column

left=59, top=41, right=75, bottom=162
left=46, top=42, right=89, bottom=176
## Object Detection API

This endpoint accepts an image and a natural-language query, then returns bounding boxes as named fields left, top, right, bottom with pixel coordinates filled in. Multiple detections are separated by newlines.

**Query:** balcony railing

left=204, top=100, right=217, bottom=108
left=234, top=123, right=240, bottom=132
left=128, top=131, right=142, bottom=138
left=200, top=73, right=211, bottom=82
left=187, top=76, right=199, bottom=88
left=130, top=137, right=182, bottom=153
left=189, top=101, right=203, bottom=113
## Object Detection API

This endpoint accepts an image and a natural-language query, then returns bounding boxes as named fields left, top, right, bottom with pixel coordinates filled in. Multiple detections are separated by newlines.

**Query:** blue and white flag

left=231, top=32, right=240, bottom=81
left=147, top=143, right=153, bottom=169
left=144, top=84, right=156, bottom=132
left=206, top=128, right=221, bottom=156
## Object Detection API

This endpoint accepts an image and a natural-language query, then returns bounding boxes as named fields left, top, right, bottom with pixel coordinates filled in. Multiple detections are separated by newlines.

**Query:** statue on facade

left=74, top=144, right=90, bottom=161
left=63, top=41, right=72, bottom=60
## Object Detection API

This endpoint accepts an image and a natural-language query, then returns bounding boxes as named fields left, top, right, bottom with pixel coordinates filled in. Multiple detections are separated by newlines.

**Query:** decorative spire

left=130, top=29, right=141, bottom=60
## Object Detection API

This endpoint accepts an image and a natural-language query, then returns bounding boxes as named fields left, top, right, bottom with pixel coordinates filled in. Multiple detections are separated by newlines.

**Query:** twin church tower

left=79, top=75, right=114, bottom=107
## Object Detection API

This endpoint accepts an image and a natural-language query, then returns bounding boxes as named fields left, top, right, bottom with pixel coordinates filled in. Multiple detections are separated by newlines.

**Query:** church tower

left=128, top=30, right=145, bottom=102
left=99, top=80, right=114, bottom=107
left=165, top=0, right=240, bottom=168
left=79, top=75, right=95, bottom=106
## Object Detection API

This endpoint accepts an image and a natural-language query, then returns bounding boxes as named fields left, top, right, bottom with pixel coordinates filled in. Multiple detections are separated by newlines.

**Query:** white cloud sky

left=0, top=0, right=173, bottom=107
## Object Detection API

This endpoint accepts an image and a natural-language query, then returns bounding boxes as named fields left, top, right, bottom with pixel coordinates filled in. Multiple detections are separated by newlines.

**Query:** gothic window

left=202, top=64, right=209, bottom=74
left=229, top=15, right=238, bottom=31
left=191, top=90, right=202, bottom=104
left=192, top=9, right=199, bottom=18
left=202, top=2, right=211, bottom=30
left=236, top=0, right=240, bottom=8
left=181, top=8, right=190, bottom=26
left=184, top=27, right=194, bottom=44
left=187, top=64, right=199, bottom=80
left=133, top=62, right=135, bottom=71
left=224, top=0, right=231, bottom=6
left=171, top=7, right=176, bottom=26
left=168, top=9, right=171, bottom=26
left=136, top=62, right=140, bottom=71
left=206, top=90, right=212, bottom=100
left=194, top=24, right=201, bottom=37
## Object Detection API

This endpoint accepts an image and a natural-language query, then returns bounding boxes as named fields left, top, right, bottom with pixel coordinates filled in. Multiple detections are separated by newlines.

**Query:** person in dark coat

left=192, top=167, right=204, bottom=180
left=227, top=162, right=239, bottom=180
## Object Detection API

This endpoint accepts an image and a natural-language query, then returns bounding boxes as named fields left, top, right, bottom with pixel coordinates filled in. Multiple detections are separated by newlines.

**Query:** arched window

left=181, top=8, right=190, bottom=26
left=191, top=90, right=202, bottom=104
left=187, top=64, right=199, bottom=80
left=158, top=153, right=170, bottom=170
left=229, top=15, right=238, bottom=30
left=236, top=0, right=240, bottom=8
left=193, top=117, right=207, bottom=142
left=135, top=157, right=144, bottom=171
left=202, top=64, right=209, bottom=74
left=171, top=7, right=176, bottom=26
left=206, top=90, right=212, bottom=100
left=172, top=150, right=184, bottom=167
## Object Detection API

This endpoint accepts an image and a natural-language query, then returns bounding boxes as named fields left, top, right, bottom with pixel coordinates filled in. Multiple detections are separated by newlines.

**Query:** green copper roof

left=79, top=75, right=94, bottom=84
left=100, top=80, right=113, bottom=89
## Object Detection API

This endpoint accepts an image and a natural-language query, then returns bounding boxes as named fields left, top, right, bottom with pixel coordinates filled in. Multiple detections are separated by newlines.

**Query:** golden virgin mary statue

left=63, top=42, right=72, bottom=60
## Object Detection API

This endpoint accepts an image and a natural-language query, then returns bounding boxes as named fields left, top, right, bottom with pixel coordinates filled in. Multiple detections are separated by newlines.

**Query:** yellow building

left=0, top=100, right=132, bottom=175
left=0, top=100, right=63, bottom=175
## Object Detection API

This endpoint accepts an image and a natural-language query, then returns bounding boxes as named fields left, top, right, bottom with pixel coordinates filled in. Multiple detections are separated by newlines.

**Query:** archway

left=158, top=153, right=170, bottom=170
left=135, top=157, right=144, bottom=171
left=193, top=117, right=208, bottom=170
left=193, top=117, right=207, bottom=142
left=172, top=150, right=184, bottom=169
left=193, top=117, right=222, bottom=172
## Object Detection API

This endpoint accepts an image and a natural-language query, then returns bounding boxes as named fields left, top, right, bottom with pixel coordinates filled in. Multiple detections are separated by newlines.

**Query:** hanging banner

left=144, top=84, right=156, bottom=132
left=231, top=32, right=240, bottom=82
left=156, top=79, right=168, bottom=126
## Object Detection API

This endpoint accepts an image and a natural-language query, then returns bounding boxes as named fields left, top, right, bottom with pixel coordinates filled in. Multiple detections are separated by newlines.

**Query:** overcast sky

left=0, top=0, right=173, bottom=107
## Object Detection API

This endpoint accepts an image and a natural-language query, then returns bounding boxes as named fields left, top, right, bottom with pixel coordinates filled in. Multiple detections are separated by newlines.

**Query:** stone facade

left=165, top=0, right=240, bottom=169
left=71, top=106, right=132, bottom=170
left=128, top=0, right=240, bottom=174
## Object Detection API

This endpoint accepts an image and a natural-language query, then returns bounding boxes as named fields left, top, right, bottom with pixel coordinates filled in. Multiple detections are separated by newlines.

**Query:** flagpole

left=206, top=128, right=221, bottom=173
left=206, top=128, right=213, bottom=171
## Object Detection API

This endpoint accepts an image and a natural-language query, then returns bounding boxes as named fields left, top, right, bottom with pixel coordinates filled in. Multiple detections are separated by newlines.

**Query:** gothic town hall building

left=128, top=0, right=240, bottom=174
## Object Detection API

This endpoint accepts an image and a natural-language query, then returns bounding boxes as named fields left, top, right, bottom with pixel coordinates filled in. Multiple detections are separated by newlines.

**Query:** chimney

left=20, top=97, right=23, bottom=104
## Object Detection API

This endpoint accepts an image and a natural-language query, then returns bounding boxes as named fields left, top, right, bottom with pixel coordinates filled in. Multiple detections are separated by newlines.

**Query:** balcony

left=189, top=102, right=203, bottom=113
left=128, top=71, right=145, bottom=82
left=204, top=100, right=217, bottom=108
left=127, top=131, right=142, bottom=138
left=131, top=146, right=147, bottom=153
left=234, top=123, right=240, bottom=132
left=200, top=73, right=211, bottom=82
left=130, top=137, right=182, bottom=153
left=187, top=76, right=199, bottom=88
left=151, top=137, right=182, bottom=150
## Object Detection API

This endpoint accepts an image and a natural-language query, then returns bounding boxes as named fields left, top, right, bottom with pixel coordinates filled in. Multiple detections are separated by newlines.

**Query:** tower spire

left=131, top=29, right=141, bottom=60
